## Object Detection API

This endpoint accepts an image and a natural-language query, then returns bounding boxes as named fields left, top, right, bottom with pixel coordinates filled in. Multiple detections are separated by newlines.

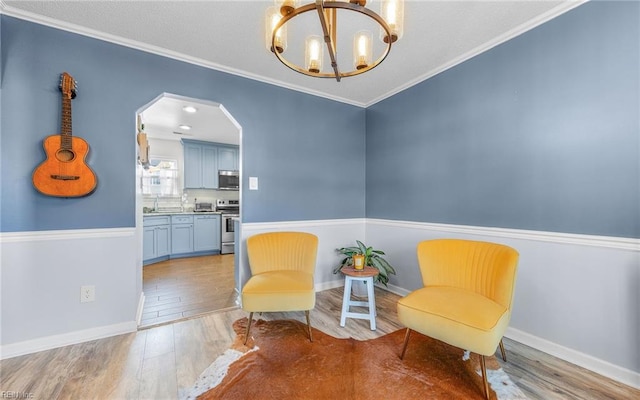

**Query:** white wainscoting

left=240, top=217, right=639, bottom=387
left=0, top=228, right=139, bottom=360
left=239, top=218, right=366, bottom=292
left=2, top=219, right=638, bottom=390
left=365, top=219, right=640, bottom=389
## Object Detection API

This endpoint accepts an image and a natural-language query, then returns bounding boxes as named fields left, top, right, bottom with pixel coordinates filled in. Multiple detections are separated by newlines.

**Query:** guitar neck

left=61, top=94, right=73, bottom=149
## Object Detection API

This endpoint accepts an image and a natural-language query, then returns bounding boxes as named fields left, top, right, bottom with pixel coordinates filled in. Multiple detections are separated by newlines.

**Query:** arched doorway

left=134, top=93, right=242, bottom=328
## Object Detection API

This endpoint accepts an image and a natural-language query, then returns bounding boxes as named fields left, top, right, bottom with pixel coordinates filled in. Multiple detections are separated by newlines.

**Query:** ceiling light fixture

left=178, top=124, right=192, bottom=130
left=182, top=106, right=198, bottom=113
left=265, top=0, right=404, bottom=82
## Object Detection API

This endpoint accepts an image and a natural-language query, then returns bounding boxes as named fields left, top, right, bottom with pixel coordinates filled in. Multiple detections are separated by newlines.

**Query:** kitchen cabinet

left=183, top=142, right=217, bottom=189
left=143, top=216, right=171, bottom=263
left=171, top=215, right=194, bottom=254
left=144, top=213, right=222, bottom=266
left=182, top=140, right=239, bottom=189
left=194, top=214, right=221, bottom=252
left=217, top=145, right=239, bottom=171
left=202, top=146, right=218, bottom=188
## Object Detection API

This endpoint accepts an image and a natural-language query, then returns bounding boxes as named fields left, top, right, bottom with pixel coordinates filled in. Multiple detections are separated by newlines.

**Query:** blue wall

left=2, top=1, right=638, bottom=238
left=366, top=1, right=639, bottom=238
left=0, top=16, right=366, bottom=232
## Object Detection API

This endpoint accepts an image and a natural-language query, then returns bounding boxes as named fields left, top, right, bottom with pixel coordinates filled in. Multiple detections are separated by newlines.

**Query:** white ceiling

left=139, top=94, right=240, bottom=144
left=1, top=0, right=585, bottom=108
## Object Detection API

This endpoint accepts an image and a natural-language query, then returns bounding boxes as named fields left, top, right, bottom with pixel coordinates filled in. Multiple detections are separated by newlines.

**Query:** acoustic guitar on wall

left=32, top=72, right=97, bottom=197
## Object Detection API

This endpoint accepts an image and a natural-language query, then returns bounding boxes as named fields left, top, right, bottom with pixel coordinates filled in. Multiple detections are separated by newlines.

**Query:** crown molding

left=1, top=1, right=587, bottom=109
left=364, top=0, right=588, bottom=107
left=0, top=4, right=367, bottom=108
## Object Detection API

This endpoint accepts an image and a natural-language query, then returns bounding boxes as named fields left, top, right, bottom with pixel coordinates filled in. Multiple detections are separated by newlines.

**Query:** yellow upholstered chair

left=242, top=231, right=319, bottom=345
left=397, top=239, right=519, bottom=399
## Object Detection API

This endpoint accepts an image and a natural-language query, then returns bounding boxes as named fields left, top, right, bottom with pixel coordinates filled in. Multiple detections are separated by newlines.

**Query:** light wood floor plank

left=140, top=254, right=237, bottom=328
left=1, top=287, right=638, bottom=400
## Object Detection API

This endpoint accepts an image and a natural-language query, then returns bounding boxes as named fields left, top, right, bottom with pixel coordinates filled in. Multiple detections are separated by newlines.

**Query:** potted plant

left=334, top=240, right=396, bottom=287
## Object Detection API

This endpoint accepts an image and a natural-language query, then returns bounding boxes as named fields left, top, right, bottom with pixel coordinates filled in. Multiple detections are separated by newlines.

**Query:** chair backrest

left=247, top=231, right=319, bottom=275
left=417, top=239, right=519, bottom=310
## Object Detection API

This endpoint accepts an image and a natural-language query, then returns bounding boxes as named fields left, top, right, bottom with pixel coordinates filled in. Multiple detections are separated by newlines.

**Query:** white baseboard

left=0, top=321, right=138, bottom=360
left=315, top=279, right=344, bottom=292
left=505, top=327, right=640, bottom=389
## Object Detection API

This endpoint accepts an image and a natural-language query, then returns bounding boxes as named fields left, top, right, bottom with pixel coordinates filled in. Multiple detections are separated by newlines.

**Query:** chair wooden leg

left=305, top=310, right=313, bottom=342
left=480, top=355, right=490, bottom=400
left=400, top=328, right=411, bottom=360
left=499, top=339, right=507, bottom=362
left=244, top=312, right=254, bottom=345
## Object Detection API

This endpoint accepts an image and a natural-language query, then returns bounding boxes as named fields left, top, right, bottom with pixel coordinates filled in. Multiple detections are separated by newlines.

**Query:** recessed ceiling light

left=178, top=124, right=192, bottom=130
left=183, top=106, right=197, bottom=113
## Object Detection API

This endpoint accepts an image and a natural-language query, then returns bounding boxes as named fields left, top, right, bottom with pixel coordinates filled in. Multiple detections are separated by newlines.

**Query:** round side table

left=339, top=266, right=379, bottom=330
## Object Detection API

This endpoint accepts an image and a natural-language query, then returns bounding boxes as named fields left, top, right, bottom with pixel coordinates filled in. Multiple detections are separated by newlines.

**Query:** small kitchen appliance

left=218, top=170, right=239, bottom=190
left=194, top=202, right=214, bottom=212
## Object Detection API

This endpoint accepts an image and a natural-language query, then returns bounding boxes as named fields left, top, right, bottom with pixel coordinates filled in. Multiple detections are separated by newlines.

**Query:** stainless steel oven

left=221, top=214, right=238, bottom=254
left=217, top=199, right=239, bottom=254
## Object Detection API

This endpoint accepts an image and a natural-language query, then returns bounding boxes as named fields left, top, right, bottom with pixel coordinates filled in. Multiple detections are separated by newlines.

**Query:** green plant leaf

left=337, top=240, right=396, bottom=286
left=370, top=257, right=388, bottom=278
left=375, top=257, right=396, bottom=275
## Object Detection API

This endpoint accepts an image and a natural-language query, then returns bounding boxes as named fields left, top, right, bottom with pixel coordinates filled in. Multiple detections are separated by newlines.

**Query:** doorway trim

left=134, top=93, right=243, bottom=327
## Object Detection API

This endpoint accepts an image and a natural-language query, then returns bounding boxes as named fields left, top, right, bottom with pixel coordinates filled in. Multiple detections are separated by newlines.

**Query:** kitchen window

left=142, top=158, right=179, bottom=196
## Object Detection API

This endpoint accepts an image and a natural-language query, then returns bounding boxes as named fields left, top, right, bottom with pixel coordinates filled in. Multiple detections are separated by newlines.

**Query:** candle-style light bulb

left=306, top=35, right=323, bottom=73
left=265, top=6, right=287, bottom=53
left=353, top=30, right=372, bottom=70
left=380, top=0, right=404, bottom=44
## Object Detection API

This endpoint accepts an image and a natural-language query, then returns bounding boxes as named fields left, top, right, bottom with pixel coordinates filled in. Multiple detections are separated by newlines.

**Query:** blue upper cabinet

left=217, top=145, right=239, bottom=171
left=202, top=146, right=218, bottom=188
left=182, top=139, right=238, bottom=189
left=183, top=143, right=204, bottom=189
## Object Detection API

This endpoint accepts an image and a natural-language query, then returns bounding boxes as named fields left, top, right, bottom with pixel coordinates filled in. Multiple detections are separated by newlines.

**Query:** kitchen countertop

left=143, top=211, right=223, bottom=216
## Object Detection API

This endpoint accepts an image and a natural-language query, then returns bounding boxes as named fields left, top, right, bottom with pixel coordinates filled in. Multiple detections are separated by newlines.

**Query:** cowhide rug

left=184, top=318, right=527, bottom=400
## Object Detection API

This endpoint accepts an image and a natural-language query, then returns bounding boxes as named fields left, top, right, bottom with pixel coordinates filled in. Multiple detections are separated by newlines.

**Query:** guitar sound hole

left=56, top=149, right=75, bottom=162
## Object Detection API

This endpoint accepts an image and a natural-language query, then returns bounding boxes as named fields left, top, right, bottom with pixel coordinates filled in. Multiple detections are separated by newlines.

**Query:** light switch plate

left=249, top=177, right=259, bottom=190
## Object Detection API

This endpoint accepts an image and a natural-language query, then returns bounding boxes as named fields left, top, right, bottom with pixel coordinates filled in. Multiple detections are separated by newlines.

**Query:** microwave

left=218, top=170, right=239, bottom=190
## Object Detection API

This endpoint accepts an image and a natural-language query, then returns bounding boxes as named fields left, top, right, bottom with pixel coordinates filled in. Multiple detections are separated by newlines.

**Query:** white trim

left=315, top=279, right=344, bottom=293
left=505, top=327, right=640, bottom=390
left=0, top=321, right=138, bottom=360
left=383, top=283, right=410, bottom=298
left=242, top=218, right=366, bottom=231
left=0, top=227, right=136, bottom=243
left=365, top=0, right=587, bottom=107
left=0, top=5, right=364, bottom=108
left=0, top=1, right=586, bottom=109
left=367, top=219, right=639, bottom=251
left=136, top=292, right=146, bottom=326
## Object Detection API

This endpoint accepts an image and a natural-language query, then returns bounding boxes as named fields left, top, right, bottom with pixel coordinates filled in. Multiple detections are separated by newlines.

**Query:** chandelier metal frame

left=271, top=0, right=394, bottom=82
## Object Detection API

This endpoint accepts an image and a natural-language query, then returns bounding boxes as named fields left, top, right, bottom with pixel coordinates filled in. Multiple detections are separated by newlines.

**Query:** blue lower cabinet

left=156, top=225, right=171, bottom=257
left=144, top=213, right=221, bottom=265
left=194, top=214, right=221, bottom=252
left=143, top=226, right=157, bottom=261
left=171, top=215, right=194, bottom=255
left=143, top=216, right=172, bottom=264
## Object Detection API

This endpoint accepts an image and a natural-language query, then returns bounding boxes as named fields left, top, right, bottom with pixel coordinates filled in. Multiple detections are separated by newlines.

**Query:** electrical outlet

left=80, top=285, right=95, bottom=303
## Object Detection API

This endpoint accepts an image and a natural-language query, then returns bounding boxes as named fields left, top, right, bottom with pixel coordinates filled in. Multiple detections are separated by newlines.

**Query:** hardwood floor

left=141, top=254, right=238, bottom=328
left=1, top=287, right=638, bottom=400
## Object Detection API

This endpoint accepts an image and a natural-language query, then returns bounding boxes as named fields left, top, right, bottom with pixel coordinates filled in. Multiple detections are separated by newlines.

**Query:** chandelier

left=265, top=0, right=404, bottom=82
